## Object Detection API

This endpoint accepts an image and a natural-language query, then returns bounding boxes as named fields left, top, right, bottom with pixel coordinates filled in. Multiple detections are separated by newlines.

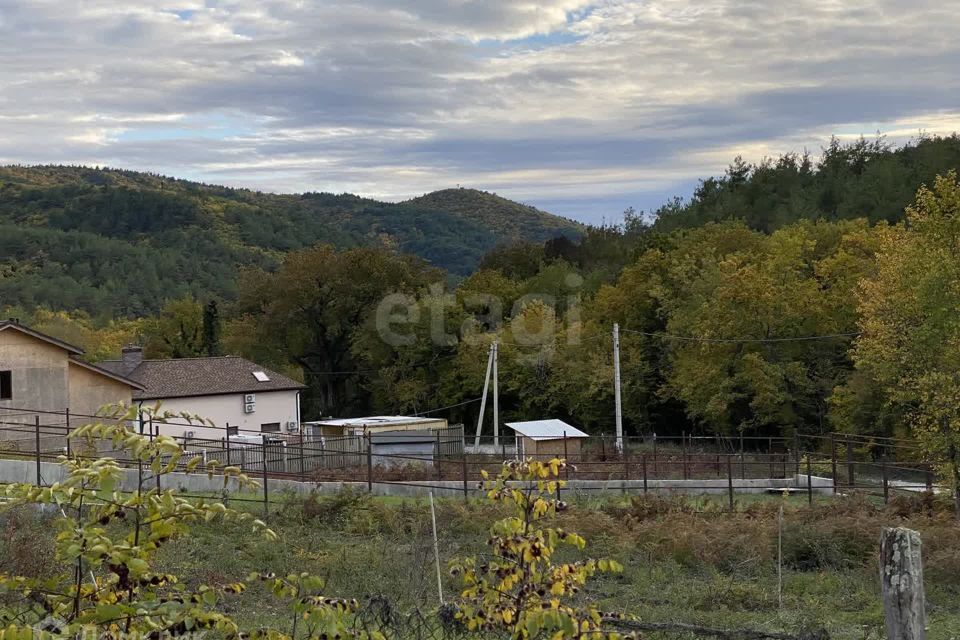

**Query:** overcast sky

left=2, top=1, right=959, bottom=225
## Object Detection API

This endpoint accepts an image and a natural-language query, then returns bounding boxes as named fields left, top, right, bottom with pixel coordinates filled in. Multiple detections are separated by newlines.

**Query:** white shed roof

left=304, top=416, right=443, bottom=428
left=505, top=419, right=589, bottom=441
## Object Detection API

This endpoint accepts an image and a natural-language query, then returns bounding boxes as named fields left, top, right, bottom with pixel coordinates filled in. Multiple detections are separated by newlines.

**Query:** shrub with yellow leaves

left=449, top=458, right=633, bottom=640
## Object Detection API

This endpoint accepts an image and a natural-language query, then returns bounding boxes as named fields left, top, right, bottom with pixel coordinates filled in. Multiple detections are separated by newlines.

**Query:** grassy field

left=3, top=489, right=959, bottom=639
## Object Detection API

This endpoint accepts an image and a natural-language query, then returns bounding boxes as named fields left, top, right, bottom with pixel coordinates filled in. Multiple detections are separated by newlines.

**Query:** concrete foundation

left=1, top=459, right=835, bottom=499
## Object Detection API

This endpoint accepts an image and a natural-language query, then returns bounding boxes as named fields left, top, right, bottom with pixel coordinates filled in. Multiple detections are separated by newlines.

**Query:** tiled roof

left=98, top=356, right=305, bottom=400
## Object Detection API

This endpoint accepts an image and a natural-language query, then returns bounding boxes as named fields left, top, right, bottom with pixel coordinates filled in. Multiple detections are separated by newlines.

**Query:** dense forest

left=7, top=135, right=960, bottom=476
left=0, top=165, right=581, bottom=315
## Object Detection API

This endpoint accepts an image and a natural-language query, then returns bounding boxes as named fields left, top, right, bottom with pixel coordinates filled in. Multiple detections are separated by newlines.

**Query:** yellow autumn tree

left=854, top=171, right=960, bottom=514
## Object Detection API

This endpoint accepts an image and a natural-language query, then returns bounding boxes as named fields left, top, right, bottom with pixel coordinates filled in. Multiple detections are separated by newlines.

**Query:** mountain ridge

left=0, top=165, right=583, bottom=316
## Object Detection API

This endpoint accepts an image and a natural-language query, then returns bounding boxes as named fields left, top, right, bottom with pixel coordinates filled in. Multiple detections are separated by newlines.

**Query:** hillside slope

left=0, top=166, right=582, bottom=316
left=652, top=134, right=960, bottom=232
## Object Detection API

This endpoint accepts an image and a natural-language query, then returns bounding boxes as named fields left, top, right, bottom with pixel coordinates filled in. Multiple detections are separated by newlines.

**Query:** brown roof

left=98, top=356, right=305, bottom=400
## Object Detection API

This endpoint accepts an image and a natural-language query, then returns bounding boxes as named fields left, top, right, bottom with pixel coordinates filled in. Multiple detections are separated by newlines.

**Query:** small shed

left=302, top=416, right=448, bottom=438
left=506, top=419, right=589, bottom=459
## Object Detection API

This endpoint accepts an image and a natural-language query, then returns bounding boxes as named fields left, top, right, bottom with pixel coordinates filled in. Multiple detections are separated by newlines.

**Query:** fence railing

left=0, top=407, right=939, bottom=511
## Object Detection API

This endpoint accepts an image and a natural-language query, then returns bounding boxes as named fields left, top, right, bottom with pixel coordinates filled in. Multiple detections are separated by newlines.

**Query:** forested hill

left=652, top=135, right=960, bottom=232
left=0, top=165, right=581, bottom=316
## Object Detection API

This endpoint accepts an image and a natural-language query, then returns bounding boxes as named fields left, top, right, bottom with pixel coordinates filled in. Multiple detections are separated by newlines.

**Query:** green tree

left=202, top=299, right=221, bottom=357
left=854, top=172, right=960, bottom=513
left=142, top=296, right=205, bottom=359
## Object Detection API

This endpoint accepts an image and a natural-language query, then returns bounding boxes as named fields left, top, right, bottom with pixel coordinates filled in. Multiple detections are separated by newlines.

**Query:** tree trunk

left=880, top=527, right=926, bottom=640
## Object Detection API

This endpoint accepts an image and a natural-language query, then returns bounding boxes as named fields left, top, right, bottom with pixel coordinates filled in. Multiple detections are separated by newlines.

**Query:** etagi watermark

left=374, top=275, right=585, bottom=358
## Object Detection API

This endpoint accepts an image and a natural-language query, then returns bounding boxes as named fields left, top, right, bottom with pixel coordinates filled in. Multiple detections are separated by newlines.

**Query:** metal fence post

left=642, top=453, right=648, bottom=494
left=793, top=433, right=800, bottom=476
left=681, top=431, right=688, bottom=480
left=436, top=432, right=443, bottom=481
left=65, top=407, right=71, bottom=458
left=739, top=431, right=745, bottom=479
left=806, top=455, right=813, bottom=506
left=461, top=448, right=469, bottom=502
left=34, top=416, right=41, bottom=487
left=882, top=458, right=889, bottom=504
left=261, top=435, right=269, bottom=519
left=151, top=418, right=159, bottom=492
left=768, top=436, right=774, bottom=478
left=225, top=425, right=232, bottom=467
left=299, top=433, right=305, bottom=480
left=830, top=433, right=838, bottom=493
left=727, top=455, right=734, bottom=512
left=624, top=444, right=630, bottom=482
left=563, top=431, right=569, bottom=481
left=366, top=433, right=373, bottom=493
left=846, top=438, right=855, bottom=487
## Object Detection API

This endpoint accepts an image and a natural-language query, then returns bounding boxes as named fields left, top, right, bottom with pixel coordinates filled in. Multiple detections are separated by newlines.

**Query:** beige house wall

left=0, top=330, right=70, bottom=417
left=68, top=362, right=133, bottom=419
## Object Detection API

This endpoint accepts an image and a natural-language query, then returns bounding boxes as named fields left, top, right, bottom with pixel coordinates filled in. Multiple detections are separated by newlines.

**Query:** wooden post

left=880, top=528, right=926, bottom=640
left=806, top=455, right=813, bottom=506
left=727, top=455, right=734, bottom=512
left=34, top=416, right=41, bottom=487
left=366, top=433, right=373, bottom=493
left=652, top=435, right=658, bottom=477
left=563, top=432, right=569, bottom=481
left=225, top=426, right=232, bottom=467
left=925, top=467, right=933, bottom=494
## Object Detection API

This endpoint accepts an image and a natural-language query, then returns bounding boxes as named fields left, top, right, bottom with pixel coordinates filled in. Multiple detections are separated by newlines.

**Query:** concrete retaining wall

left=2, top=459, right=835, bottom=499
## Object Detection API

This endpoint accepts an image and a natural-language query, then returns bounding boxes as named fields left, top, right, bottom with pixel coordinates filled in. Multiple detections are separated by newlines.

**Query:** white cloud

left=0, top=0, right=959, bottom=223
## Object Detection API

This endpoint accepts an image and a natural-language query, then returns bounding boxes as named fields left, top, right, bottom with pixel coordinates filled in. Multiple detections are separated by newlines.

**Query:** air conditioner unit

left=244, top=403, right=255, bottom=414
left=285, top=421, right=299, bottom=433
left=244, top=393, right=256, bottom=404
left=184, top=430, right=195, bottom=439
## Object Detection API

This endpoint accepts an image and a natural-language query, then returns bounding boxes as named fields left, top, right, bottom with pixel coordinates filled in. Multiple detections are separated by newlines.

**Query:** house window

left=226, top=425, right=239, bottom=437
left=260, top=422, right=281, bottom=433
left=0, top=371, right=11, bottom=400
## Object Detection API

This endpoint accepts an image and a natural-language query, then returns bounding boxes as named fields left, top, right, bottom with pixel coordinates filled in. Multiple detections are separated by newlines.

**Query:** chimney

left=121, top=345, right=143, bottom=374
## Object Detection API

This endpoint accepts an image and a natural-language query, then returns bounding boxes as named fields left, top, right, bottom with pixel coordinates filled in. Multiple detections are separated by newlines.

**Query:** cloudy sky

left=2, top=1, right=959, bottom=224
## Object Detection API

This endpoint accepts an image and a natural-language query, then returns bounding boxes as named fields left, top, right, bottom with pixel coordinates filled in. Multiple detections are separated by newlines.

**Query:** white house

left=99, top=347, right=304, bottom=440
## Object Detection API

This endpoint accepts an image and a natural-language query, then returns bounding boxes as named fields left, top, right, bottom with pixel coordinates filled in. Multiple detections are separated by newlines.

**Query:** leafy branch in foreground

left=449, top=458, right=632, bottom=640
left=0, top=403, right=372, bottom=640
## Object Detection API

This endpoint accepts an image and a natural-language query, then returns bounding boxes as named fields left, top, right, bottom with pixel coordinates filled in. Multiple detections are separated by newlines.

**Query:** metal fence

left=0, top=406, right=940, bottom=510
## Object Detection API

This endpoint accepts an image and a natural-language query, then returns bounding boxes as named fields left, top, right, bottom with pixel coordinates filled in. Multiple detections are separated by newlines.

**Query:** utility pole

left=472, top=344, right=495, bottom=449
left=493, top=341, right=499, bottom=448
left=613, top=323, right=623, bottom=453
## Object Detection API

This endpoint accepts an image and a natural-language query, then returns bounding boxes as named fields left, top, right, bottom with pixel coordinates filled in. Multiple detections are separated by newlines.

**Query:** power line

left=620, top=328, right=861, bottom=344
left=413, top=397, right=484, bottom=416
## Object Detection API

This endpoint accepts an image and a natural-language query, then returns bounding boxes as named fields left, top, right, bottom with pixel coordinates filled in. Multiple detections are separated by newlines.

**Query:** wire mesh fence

left=0, top=406, right=940, bottom=512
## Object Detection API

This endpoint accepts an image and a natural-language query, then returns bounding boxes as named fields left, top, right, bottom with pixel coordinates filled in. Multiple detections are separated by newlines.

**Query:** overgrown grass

left=3, top=491, right=960, bottom=638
